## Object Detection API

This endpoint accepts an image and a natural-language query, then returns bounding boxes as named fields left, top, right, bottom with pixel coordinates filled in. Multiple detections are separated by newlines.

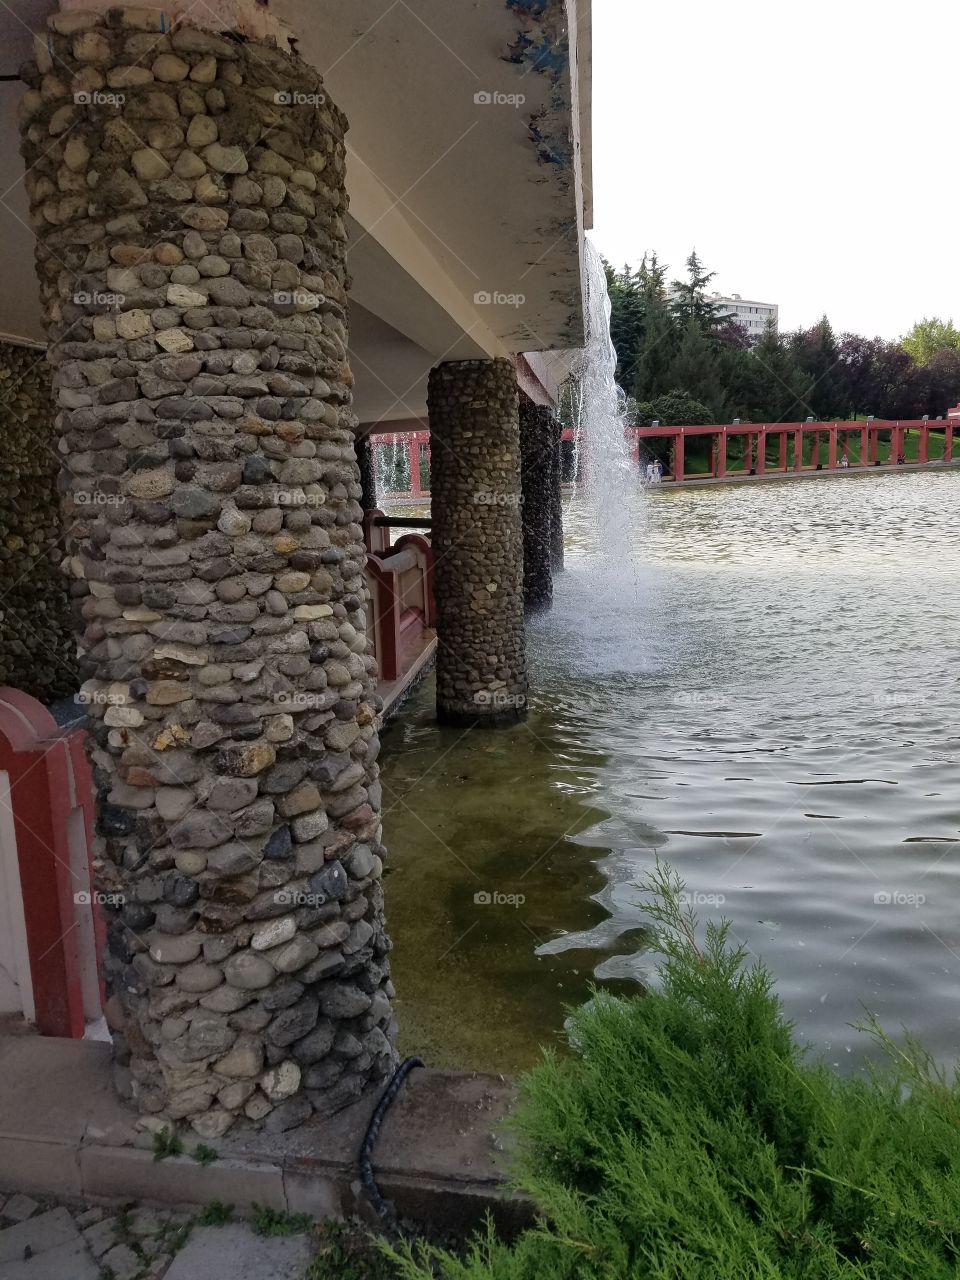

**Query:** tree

left=669, top=250, right=728, bottom=333
left=728, top=324, right=814, bottom=423
left=902, top=317, right=960, bottom=366
left=789, top=317, right=842, bottom=419
left=605, top=254, right=679, bottom=402
left=634, top=392, right=714, bottom=426
left=666, top=319, right=727, bottom=420
left=919, top=347, right=960, bottom=417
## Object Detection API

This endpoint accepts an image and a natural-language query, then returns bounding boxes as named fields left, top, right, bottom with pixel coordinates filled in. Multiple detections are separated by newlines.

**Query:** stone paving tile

left=81, top=1216, right=117, bottom=1259
left=101, top=1242, right=141, bottom=1280
left=0, top=1208, right=78, bottom=1265
left=0, top=1237, right=100, bottom=1280
left=0, top=1199, right=324, bottom=1280
left=0, top=1198, right=38, bottom=1226
left=163, top=1223, right=314, bottom=1280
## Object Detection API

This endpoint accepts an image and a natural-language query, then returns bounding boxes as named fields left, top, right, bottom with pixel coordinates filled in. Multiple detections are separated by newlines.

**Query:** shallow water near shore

left=381, top=469, right=960, bottom=1074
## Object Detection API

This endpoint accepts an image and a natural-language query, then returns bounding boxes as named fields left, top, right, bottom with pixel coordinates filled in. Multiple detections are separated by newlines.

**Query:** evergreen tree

left=789, top=316, right=842, bottom=419
left=729, top=323, right=814, bottom=422
left=665, top=319, right=727, bottom=420
left=669, top=250, right=728, bottom=333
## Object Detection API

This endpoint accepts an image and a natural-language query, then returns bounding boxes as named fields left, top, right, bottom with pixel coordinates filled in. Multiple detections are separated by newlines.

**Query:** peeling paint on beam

left=500, top=0, right=574, bottom=175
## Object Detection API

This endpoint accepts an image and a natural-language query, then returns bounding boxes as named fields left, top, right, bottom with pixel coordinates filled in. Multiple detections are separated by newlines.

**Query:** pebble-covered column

left=519, top=395, right=554, bottom=613
left=354, top=432, right=377, bottom=512
left=550, top=415, right=564, bottom=574
left=428, top=359, right=527, bottom=725
left=18, top=8, right=395, bottom=1135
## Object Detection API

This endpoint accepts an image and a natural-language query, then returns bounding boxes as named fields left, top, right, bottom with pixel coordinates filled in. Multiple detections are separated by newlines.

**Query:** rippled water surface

left=381, top=470, right=960, bottom=1073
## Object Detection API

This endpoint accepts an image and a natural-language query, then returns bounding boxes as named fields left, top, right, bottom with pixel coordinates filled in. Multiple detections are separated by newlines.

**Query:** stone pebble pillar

left=354, top=431, right=377, bottom=512
left=18, top=8, right=396, bottom=1135
left=427, top=359, right=527, bottom=725
left=519, top=395, right=554, bottom=613
left=549, top=415, right=564, bottom=574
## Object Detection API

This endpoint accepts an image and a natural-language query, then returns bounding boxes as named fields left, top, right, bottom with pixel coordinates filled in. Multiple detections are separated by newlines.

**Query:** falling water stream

left=379, top=243, right=960, bottom=1077
left=570, top=240, right=645, bottom=571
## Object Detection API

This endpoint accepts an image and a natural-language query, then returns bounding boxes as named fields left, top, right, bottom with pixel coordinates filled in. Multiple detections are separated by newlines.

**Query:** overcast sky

left=589, top=0, right=958, bottom=341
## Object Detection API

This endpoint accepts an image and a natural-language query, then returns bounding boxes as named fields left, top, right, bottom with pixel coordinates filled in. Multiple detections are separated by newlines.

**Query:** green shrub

left=388, top=861, right=960, bottom=1278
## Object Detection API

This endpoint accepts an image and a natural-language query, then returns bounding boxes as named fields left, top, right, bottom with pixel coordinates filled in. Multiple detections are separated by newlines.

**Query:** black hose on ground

left=358, top=1055, right=424, bottom=1223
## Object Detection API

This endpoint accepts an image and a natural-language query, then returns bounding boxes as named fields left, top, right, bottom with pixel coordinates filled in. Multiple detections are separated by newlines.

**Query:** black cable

left=0, top=75, right=21, bottom=81
left=358, top=1055, right=424, bottom=1223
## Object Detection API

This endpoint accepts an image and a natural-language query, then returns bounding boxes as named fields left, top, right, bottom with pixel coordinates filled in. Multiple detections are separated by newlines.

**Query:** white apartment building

left=711, top=293, right=779, bottom=336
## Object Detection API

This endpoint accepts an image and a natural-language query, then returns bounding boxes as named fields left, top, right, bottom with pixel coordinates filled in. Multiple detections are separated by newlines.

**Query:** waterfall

left=570, top=239, right=646, bottom=572
left=374, top=432, right=408, bottom=505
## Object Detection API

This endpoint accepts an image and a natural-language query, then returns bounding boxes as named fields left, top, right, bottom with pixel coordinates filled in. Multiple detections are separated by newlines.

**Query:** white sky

left=589, top=0, right=959, bottom=340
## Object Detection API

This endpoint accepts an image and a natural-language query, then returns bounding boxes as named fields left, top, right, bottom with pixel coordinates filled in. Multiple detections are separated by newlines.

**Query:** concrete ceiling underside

left=0, top=0, right=590, bottom=424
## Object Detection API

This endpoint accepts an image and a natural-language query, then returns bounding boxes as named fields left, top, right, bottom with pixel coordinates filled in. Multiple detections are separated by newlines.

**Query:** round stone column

left=428, top=359, right=527, bottom=725
left=550, top=415, right=565, bottom=574
left=519, top=395, right=555, bottom=613
left=19, top=9, right=396, bottom=1135
left=354, top=431, right=377, bottom=512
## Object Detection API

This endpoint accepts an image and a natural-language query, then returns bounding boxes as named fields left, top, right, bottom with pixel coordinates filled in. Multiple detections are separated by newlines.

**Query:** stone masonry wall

left=428, top=359, right=527, bottom=725
left=19, top=8, right=395, bottom=1135
left=519, top=395, right=555, bottom=613
left=0, top=341, right=75, bottom=699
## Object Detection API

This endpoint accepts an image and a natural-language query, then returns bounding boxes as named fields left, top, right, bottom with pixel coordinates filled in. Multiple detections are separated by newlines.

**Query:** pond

left=381, top=469, right=960, bottom=1074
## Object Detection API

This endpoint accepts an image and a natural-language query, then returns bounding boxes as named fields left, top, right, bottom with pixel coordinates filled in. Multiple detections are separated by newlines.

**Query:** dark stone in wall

left=0, top=340, right=75, bottom=699
left=428, top=358, right=527, bottom=725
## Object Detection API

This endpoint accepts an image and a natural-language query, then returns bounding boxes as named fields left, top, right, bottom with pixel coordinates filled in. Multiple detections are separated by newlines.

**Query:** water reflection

left=382, top=470, right=960, bottom=1073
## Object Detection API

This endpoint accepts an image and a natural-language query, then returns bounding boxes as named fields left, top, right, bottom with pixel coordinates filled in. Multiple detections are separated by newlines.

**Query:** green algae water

left=381, top=469, right=960, bottom=1073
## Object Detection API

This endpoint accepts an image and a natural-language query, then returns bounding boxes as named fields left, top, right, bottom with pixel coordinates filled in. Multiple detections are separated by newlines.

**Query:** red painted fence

left=562, top=420, right=956, bottom=482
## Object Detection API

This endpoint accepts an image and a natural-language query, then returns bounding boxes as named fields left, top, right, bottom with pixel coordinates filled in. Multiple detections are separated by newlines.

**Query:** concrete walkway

left=0, top=1033, right=523, bottom=1238
left=0, top=1198, right=313, bottom=1280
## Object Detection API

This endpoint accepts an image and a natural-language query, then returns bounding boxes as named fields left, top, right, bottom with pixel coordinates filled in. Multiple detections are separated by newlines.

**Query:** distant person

left=839, top=454, right=849, bottom=468
left=897, top=452, right=906, bottom=466
left=644, top=461, right=654, bottom=484
left=653, top=458, right=663, bottom=484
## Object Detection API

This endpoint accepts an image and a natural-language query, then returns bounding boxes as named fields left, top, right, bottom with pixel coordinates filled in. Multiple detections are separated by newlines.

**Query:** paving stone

left=0, top=1237, right=100, bottom=1280
left=81, top=1215, right=118, bottom=1258
left=0, top=1195, right=38, bottom=1224
left=163, top=1224, right=312, bottom=1280
left=101, top=1241, right=142, bottom=1280
left=0, top=1207, right=78, bottom=1263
